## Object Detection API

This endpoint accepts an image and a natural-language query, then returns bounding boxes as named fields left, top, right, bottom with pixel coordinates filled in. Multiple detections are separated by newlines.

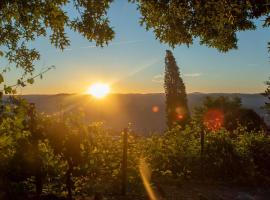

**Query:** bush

left=143, top=125, right=201, bottom=179
left=203, top=129, right=242, bottom=181
left=236, top=131, right=270, bottom=185
left=143, top=124, right=270, bottom=185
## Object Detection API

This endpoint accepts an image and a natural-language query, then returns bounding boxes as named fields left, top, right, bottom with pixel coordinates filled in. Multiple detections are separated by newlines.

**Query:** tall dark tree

left=164, top=50, right=190, bottom=129
left=263, top=77, right=270, bottom=114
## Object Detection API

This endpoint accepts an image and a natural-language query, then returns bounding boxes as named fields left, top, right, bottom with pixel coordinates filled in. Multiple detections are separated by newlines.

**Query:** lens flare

left=175, top=106, right=185, bottom=121
left=139, top=158, right=159, bottom=200
left=177, top=114, right=183, bottom=120
left=203, top=109, right=224, bottom=131
left=152, top=106, right=159, bottom=113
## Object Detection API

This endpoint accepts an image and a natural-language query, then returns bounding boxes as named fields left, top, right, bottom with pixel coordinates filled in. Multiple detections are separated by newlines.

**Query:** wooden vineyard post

left=121, top=128, right=128, bottom=196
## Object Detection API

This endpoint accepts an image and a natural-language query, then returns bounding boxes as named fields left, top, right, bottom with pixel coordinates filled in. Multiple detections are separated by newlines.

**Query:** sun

left=87, top=83, right=110, bottom=99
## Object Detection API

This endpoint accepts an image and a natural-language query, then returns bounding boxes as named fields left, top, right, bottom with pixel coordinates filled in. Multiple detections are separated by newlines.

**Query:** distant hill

left=16, top=93, right=269, bottom=134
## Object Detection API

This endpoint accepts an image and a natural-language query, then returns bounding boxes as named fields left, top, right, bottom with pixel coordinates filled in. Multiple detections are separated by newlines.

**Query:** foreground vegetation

left=0, top=97, right=269, bottom=200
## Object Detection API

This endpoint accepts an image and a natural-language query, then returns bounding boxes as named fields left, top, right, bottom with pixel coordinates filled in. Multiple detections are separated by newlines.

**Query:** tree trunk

left=66, top=164, right=73, bottom=200
left=35, top=173, right=43, bottom=198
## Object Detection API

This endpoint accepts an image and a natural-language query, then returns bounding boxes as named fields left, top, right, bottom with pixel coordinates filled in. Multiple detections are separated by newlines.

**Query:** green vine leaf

left=0, top=74, right=4, bottom=84
left=27, top=78, right=34, bottom=84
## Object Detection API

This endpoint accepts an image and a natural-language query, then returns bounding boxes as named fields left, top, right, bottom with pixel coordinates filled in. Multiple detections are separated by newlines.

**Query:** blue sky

left=7, top=0, right=270, bottom=94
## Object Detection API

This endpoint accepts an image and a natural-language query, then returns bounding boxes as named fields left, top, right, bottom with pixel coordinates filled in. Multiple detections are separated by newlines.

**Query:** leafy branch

left=0, top=65, right=55, bottom=95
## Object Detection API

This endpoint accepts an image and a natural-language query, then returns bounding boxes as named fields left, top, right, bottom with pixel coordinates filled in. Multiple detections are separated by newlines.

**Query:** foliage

left=164, top=50, right=190, bottom=129
left=263, top=77, right=270, bottom=114
left=193, top=96, right=267, bottom=132
left=0, top=97, right=62, bottom=199
left=0, top=0, right=114, bottom=93
left=1, top=98, right=270, bottom=199
left=143, top=124, right=201, bottom=179
left=0, top=98, right=144, bottom=199
left=144, top=124, right=270, bottom=185
left=1, top=1, right=270, bottom=94
left=203, top=129, right=242, bottom=180
left=236, top=130, right=270, bottom=184
left=134, top=0, right=270, bottom=51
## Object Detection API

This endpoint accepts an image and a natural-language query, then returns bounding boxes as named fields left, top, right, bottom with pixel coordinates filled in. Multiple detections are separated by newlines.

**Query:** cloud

left=54, top=40, right=145, bottom=52
left=80, top=40, right=144, bottom=49
left=63, top=48, right=72, bottom=51
left=152, top=74, right=163, bottom=83
left=248, top=63, right=257, bottom=67
left=80, top=45, right=96, bottom=49
left=111, top=59, right=163, bottom=85
left=184, top=73, right=202, bottom=77
left=152, top=72, right=202, bottom=83
left=54, top=48, right=73, bottom=53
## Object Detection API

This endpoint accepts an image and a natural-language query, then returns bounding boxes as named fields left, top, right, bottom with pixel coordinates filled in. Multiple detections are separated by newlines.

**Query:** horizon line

left=7, top=92, right=264, bottom=96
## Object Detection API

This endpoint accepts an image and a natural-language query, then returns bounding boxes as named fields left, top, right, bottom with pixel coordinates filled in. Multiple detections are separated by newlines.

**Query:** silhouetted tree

left=164, top=50, right=190, bottom=129
left=194, top=96, right=267, bottom=132
left=263, top=77, right=270, bottom=114
left=45, top=114, right=85, bottom=200
left=28, top=103, right=45, bottom=198
left=1, top=98, right=47, bottom=199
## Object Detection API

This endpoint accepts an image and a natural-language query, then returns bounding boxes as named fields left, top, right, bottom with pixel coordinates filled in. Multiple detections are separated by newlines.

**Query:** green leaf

left=11, top=89, right=16, bottom=94
left=0, top=74, right=4, bottom=84
left=4, top=85, right=12, bottom=94
left=27, top=78, right=34, bottom=84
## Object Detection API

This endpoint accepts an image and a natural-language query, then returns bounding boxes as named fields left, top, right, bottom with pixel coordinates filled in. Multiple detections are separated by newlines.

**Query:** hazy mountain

left=16, top=93, right=269, bottom=134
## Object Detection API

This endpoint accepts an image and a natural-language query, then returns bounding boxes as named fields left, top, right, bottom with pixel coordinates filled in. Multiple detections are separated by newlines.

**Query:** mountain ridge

left=9, top=93, right=269, bottom=134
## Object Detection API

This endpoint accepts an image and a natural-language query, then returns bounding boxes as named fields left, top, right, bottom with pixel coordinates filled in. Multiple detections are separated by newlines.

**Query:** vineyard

left=0, top=97, right=270, bottom=200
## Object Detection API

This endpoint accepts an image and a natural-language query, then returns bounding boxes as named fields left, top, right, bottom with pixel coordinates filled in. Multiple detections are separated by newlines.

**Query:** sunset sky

left=6, top=0, right=270, bottom=94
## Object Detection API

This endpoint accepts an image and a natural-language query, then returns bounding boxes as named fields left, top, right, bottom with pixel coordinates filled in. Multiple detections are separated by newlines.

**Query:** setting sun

left=87, top=83, right=110, bottom=99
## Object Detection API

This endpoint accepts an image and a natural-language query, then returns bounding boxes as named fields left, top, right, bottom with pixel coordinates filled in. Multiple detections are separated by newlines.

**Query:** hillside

left=17, top=93, right=269, bottom=134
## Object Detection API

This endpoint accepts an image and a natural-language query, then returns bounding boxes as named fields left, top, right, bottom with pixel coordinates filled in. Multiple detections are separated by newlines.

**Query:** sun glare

left=87, top=83, right=110, bottom=99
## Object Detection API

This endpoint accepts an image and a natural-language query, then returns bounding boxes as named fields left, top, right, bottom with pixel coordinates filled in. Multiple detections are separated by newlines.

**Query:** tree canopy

left=0, top=0, right=270, bottom=93
left=135, top=0, right=270, bottom=51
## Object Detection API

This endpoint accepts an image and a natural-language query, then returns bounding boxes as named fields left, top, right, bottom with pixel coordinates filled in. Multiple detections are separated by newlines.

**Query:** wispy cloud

left=247, top=63, right=258, bottom=67
left=184, top=73, right=202, bottom=77
left=112, top=59, right=163, bottom=85
left=63, top=48, right=72, bottom=51
left=54, top=40, right=144, bottom=52
left=80, top=40, right=144, bottom=49
left=54, top=48, right=73, bottom=52
left=152, top=72, right=202, bottom=83
left=152, top=74, right=163, bottom=83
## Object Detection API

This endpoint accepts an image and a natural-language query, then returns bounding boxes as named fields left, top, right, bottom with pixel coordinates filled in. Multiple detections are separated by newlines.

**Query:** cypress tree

left=164, top=50, right=190, bottom=129
left=263, top=77, right=270, bottom=114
